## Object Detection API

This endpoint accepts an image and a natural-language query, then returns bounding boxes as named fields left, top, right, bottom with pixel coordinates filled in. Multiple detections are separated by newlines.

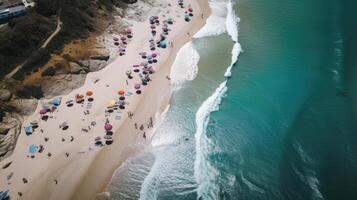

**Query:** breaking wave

left=194, top=81, right=228, bottom=199
left=194, top=0, right=228, bottom=38
left=170, top=42, right=200, bottom=88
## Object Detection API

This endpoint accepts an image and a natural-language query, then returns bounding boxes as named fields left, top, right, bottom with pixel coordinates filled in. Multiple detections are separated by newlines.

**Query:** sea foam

left=194, top=81, right=228, bottom=199
left=170, top=42, right=200, bottom=89
left=224, top=0, right=241, bottom=77
left=194, top=0, right=228, bottom=38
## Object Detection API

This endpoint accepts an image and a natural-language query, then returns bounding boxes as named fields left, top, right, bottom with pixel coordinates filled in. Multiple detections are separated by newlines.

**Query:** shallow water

left=107, top=0, right=357, bottom=199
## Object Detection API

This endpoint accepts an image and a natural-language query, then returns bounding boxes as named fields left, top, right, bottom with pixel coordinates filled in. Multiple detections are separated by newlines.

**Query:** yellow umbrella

left=108, top=99, right=116, bottom=107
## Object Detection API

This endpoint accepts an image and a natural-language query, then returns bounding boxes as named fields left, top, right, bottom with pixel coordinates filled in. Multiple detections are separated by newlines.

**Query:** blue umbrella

left=52, top=98, right=61, bottom=106
left=24, top=126, right=33, bottom=135
left=29, top=144, right=37, bottom=154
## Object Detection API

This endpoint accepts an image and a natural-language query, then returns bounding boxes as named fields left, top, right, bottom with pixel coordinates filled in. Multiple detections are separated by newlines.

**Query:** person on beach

left=134, top=123, right=138, bottom=129
left=143, top=132, right=146, bottom=139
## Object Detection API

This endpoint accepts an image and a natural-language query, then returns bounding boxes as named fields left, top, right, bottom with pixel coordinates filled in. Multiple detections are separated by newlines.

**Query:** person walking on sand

left=143, top=132, right=146, bottom=139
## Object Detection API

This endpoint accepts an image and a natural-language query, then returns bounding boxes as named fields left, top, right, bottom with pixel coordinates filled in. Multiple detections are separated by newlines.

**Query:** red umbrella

left=39, top=109, right=48, bottom=115
left=86, top=91, right=93, bottom=96
left=118, top=90, right=125, bottom=96
left=104, top=124, right=113, bottom=131
left=188, top=8, right=193, bottom=12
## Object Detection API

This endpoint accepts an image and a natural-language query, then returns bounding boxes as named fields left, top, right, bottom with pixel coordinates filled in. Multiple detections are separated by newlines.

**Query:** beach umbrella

left=39, top=108, right=48, bottom=115
left=133, top=64, right=140, bottom=68
left=124, top=27, right=132, bottom=33
left=86, top=91, right=93, bottom=96
left=134, top=83, right=141, bottom=90
left=141, top=61, right=149, bottom=66
left=113, top=37, right=119, bottom=41
left=52, top=97, right=61, bottom=106
left=108, top=99, right=116, bottom=107
left=119, top=96, right=125, bottom=101
left=104, top=123, right=113, bottom=131
left=150, top=25, right=156, bottom=29
left=24, top=126, right=32, bottom=135
left=121, top=36, right=126, bottom=41
left=118, top=90, right=125, bottom=96
left=106, top=140, right=113, bottom=145
left=29, top=144, right=37, bottom=154
left=152, top=53, right=157, bottom=58
left=154, top=16, right=159, bottom=19
left=188, top=8, right=193, bottom=12
left=106, top=131, right=113, bottom=136
left=43, top=103, right=51, bottom=110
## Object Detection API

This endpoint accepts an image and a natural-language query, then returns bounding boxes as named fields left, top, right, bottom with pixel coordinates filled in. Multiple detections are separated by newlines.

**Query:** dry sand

left=0, top=0, right=210, bottom=199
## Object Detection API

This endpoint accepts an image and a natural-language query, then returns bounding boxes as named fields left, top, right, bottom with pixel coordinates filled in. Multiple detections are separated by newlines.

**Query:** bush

left=16, top=85, right=44, bottom=99
left=23, top=48, right=51, bottom=71
left=41, top=67, right=56, bottom=76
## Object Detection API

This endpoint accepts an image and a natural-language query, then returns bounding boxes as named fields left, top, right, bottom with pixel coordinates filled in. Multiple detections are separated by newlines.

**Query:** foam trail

left=224, top=42, right=242, bottom=77
left=194, top=0, right=228, bottom=38
left=224, top=0, right=241, bottom=77
left=194, top=81, right=228, bottom=199
left=170, top=42, right=200, bottom=89
left=226, top=0, right=239, bottom=42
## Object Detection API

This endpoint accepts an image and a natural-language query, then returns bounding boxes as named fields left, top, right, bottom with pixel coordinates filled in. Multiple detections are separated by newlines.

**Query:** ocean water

left=106, top=0, right=357, bottom=199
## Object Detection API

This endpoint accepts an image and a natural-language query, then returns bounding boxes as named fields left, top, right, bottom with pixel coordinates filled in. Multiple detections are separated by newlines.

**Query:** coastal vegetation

left=0, top=0, right=135, bottom=80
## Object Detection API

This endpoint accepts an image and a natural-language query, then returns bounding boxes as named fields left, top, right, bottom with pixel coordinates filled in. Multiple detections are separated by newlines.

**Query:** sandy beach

left=0, top=0, right=210, bottom=199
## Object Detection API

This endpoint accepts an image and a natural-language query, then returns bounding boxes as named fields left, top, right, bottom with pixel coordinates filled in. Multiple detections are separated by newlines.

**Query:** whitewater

left=194, top=0, right=241, bottom=199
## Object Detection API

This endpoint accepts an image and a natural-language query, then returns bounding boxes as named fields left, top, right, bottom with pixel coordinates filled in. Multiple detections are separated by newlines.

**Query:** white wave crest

left=224, top=42, right=242, bottom=77
left=170, top=42, right=200, bottom=88
left=194, top=81, right=228, bottom=199
left=194, top=0, right=228, bottom=38
left=226, top=0, right=239, bottom=42
left=224, top=0, right=241, bottom=77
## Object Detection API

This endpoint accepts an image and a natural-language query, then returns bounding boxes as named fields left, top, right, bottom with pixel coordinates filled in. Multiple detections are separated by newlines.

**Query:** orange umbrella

left=86, top=91, right=93, bottom=96
left=118, top=90, right=125, bottom=96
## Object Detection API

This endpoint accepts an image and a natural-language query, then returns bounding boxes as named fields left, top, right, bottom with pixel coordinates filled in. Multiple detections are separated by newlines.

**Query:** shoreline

left=0, top=0, right=210, bottom=199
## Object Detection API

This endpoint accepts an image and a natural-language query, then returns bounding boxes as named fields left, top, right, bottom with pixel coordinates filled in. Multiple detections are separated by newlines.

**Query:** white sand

left=0, top=0, right=210, bottom=199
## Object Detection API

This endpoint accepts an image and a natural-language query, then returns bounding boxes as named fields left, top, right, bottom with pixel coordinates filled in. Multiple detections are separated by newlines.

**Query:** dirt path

left=4, top=16, right=62, bottom=79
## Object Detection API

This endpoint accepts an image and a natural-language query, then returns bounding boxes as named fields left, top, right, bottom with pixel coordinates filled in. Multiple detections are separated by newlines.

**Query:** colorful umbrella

left=52, top=97, right=61, bottom=106
left=29, top=144, right=37, bottom=154
left=118, top=90, right=125, bottom=96
left=134, top=84, right=141, bottom=90
left=86, top=91, right=93, bottom=96
left=39, top=109, right=48, bottom=115
left=104, top=123, right=113, bottom=131
left=108, top=99, right=116, bottom=107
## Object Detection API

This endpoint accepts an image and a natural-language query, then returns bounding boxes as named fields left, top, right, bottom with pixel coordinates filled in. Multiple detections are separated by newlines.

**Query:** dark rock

left=90, top=54, right=110, bottom=61
left=0, top=89, right=12, bottom=101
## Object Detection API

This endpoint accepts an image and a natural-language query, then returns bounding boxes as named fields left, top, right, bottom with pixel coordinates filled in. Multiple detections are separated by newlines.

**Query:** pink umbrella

left=39, top=109, right=48, bottom=115
left=104, top=124, right=113, bottom=131
left=113, top=37, right=119, bottom=41
left=133, top=64, right=140, bottom=68
left=141, top=61, right=149, bottom=66
left=154, top=16, right=159, bottom=19
left=188, top=8, right=193, bottom=12
left=152, top=53, right=157, bottom=58
left=134, top=83, right=141, bottom=89
left=124, top=27, right=132, bottom=33
left=150, top=25, right=156, bottom=29
left=121, top=36, right=126, bottom=41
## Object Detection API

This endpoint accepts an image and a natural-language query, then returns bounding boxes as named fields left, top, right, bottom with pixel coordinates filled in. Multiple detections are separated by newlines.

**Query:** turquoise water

left=108, top=0, right=357, bottom=199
